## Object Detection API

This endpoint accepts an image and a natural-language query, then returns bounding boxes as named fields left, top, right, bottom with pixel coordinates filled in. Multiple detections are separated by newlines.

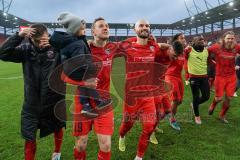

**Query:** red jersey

left=124, top=40, right=160, bottom=104
left=125, top=41, right=158, bottom=80
left=165, top=54, right=185, bottom=77
left=90, top=43, right=115, bottom=92
left=123, top=39, right=172, bottom=106
left=208, top=43, right=240, bottom=77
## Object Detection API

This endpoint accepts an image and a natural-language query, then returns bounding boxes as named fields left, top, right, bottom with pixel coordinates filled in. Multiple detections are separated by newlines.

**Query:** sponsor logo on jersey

left=219, top=54, right=235, bottom=59
left=134, top=56, right=154, bottom=62
left=178, top=56, right=185, bottom=60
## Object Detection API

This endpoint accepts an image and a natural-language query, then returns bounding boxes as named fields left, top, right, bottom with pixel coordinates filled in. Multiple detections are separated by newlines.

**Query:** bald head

left=135, top=19, right=150, bottom=29
left=134, top=19, right=150, bottom=39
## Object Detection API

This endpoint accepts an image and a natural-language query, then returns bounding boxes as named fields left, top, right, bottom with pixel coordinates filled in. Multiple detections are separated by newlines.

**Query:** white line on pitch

left=0, top=76, right=23, bottom=80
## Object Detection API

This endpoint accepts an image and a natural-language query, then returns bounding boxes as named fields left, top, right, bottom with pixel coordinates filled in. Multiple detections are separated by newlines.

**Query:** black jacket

left=0, top=33, right=65, bottom=108
left=50, top=31, right=97, bottom=81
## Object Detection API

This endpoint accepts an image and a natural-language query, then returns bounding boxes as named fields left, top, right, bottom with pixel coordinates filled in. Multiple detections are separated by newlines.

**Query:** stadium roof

left=31, top=1, right=240, bottom=31
left=0, top=1, right=239, bottom=36
left=172, top=1, right=240, bottom=30
left=0, top=10, right=30, bottom=28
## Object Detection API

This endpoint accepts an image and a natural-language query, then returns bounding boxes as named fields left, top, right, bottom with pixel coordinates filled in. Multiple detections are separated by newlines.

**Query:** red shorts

left=122, top=97, right=156, bottom=124
left=214, top=75, right=237, bottom=97
left=72, top=96, right=114, bottom=136
left=165, top=76, right=184, bottom=102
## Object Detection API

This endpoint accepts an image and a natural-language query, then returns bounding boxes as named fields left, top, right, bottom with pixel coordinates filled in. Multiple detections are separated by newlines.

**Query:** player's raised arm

left=158, top=43, right=171, bottom=50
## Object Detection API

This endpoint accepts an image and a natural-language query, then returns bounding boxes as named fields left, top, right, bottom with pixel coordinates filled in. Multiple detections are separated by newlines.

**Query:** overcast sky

left=9, top=0, right=232, bottom=24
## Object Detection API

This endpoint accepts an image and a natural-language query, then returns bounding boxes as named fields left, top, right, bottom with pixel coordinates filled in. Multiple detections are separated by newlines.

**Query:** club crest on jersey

left=105, top=48, right=111, bottom=55
left=47, top=51, right=55, bottom=59
left=150, top=46, right=155, bottom=52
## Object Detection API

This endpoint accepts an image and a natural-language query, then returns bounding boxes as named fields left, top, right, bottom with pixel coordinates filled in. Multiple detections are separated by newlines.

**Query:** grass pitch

left=0, top=58, right=240, bottom=160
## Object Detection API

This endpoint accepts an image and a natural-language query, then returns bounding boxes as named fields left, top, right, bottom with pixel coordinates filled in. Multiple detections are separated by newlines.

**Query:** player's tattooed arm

left=158, top=43, right=171, bottom=50
left=151, top=32, right=170, bottom=50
